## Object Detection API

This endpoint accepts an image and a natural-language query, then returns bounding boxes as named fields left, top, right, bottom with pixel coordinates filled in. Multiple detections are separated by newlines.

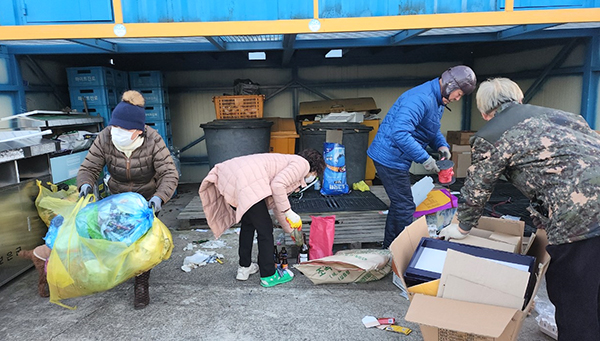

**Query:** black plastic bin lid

left=201, top=119, right=273, bottom=129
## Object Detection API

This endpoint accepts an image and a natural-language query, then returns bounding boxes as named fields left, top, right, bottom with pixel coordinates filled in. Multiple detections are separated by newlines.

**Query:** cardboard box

left=451, top=144, right=471, bottom=178
left=447, top=131, right=476, bottom=145
left=390, top=216, right=550, bottom=341
left=298, top=97, right=381, bottom=117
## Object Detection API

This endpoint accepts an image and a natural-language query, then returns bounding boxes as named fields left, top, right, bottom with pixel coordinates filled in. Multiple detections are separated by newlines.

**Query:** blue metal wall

left=2, top=0, right=600, bottom=25
left=122, top=0, right=313, bottom=23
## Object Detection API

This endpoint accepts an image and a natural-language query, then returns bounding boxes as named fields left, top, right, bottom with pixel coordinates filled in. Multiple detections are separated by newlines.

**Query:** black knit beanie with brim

left=109, top=101, right=146, bottom=131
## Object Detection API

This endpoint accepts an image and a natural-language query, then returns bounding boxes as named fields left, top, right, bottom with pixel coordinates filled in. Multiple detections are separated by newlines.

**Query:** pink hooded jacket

left=199, top=153, right=310, bottom=239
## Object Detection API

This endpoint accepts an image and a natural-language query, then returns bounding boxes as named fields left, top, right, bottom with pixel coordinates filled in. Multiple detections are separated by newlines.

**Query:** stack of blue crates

left=67, top=66, right=129, bottom=126
left=129, top=71, right=172, bottom=147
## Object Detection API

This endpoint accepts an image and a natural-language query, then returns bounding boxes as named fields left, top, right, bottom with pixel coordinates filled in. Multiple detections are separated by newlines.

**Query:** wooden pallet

left=177, top=186, right=391, bottom=246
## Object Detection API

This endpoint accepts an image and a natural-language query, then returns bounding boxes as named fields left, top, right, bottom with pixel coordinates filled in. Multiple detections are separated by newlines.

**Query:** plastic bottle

left=279, top=247, right=288, bottom=269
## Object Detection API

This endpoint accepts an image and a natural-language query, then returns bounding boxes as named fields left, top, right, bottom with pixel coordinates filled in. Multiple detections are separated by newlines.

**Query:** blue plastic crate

left=138, top=88, right=169, bottom=105
left=146, top=119, right=172, bottom=142
left=70, top=87, right=118, bottom=107
left=144, top=105, right=170, bottom=121
left=67, top=67, right=116, bottom=87
left=73, top=105, right=113, bottom=126
left=114, top=70, right=129, bottom=88
left=129, top=71, right=165, bottom=88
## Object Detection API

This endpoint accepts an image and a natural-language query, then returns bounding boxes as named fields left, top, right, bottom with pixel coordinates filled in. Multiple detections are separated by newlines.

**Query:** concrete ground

left=0, top=183, right=554, bottom=341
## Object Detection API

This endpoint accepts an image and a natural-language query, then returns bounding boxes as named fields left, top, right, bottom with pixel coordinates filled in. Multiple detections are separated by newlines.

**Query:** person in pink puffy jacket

left=199, top=149, right=325, bottom=287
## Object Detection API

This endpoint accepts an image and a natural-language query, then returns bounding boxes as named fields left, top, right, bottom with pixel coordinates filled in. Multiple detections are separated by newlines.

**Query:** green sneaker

left=260, top=268, right=294, bottom=287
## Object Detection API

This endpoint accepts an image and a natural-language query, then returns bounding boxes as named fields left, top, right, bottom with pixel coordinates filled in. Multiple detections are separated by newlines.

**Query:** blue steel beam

left=282, top=34, right=296, bottom=66
left=497, top=24, right=558, bottom=39
left=67, top=39, right=118, bottom=52
left=390, top=29, right=428, bottom=45
left=523, top=39, right=579, bottom=104
left=205, top=36, right=226, bottom=51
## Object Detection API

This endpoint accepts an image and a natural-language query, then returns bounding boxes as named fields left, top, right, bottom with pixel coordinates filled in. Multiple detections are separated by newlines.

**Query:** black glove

left=79, top=184, right=93, bottom=199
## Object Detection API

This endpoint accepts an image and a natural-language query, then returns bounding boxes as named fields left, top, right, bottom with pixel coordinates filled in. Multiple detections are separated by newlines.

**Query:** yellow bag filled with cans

left=47, top=194, right=173, bottom=309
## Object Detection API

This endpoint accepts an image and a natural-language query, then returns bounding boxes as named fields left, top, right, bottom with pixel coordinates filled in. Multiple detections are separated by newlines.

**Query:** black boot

left=134, top=270, right=150, bottom=310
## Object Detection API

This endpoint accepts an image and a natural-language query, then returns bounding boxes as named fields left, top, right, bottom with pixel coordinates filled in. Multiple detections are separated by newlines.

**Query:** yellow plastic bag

left=47, top=195, right=173, bottom=309
left=35, top=180, right=79, bottom=227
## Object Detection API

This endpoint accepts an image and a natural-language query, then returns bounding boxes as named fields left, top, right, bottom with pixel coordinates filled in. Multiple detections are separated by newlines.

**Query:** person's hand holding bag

left=149, top=196, right=162, bottom=213
left=79, top=184, right=93, bottom=199
left=438, top=223, right=469, bottom=240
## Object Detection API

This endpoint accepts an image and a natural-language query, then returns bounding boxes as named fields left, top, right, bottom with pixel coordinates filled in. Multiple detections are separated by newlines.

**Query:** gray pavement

left=0, top=184, right=554, bottom=340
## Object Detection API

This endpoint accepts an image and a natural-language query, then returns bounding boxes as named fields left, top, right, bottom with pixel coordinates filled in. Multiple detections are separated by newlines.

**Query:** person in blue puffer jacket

left=367, top=65, right=477, bottom=248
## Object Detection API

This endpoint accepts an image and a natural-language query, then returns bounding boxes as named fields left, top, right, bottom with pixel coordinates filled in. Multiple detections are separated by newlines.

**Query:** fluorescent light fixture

left=248, top=52, right=266, bottom=60
left=325, top=49, right=343, bottom=58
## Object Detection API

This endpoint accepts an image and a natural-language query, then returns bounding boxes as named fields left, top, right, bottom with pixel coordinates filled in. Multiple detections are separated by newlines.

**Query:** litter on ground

left=181, top=250, right=224, bottom=272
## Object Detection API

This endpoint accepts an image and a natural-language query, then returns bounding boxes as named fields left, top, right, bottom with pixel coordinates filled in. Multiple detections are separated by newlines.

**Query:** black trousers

left=545, top=236, right=600, bottom=340
left=239, top=200, right=275, bottom=278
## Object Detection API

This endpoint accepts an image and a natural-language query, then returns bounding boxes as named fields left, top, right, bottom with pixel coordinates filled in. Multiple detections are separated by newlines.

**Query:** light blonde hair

left=476, top=78, right=524, bottom=114
left=121, top=90, right=145, bottom=107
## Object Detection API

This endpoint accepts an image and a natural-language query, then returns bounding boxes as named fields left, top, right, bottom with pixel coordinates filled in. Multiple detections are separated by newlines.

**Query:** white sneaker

left=236, top=263, right=259, bottom=281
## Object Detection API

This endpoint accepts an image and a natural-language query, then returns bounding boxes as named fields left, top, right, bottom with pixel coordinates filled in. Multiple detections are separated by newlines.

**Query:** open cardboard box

left=390, top=216, right=550, bottom=341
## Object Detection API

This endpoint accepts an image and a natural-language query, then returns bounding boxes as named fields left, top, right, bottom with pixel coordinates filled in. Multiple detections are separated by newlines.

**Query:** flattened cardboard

left=437, top=250, right=529, bottom=309
left=325, top=130, right=343, bottom=144
left=451, top=215, right=525, bottom=253
left=452, top=228, right=521, bottom=253
left=298, top=97, right=381, bottom=116
left=452, top=235, right=516, bottom=253
left=442, top=275, right=525, bottom=310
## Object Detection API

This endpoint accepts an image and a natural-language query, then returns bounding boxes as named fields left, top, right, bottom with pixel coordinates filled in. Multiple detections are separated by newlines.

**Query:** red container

left=378, top=318, right=395, bottom=325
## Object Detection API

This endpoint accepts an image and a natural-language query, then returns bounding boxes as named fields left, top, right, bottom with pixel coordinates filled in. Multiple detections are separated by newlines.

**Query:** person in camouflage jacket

left=439, top=78, right=600, bottom=340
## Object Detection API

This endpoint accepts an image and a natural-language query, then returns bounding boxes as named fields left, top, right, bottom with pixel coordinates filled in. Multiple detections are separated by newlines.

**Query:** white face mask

left=304, top=174, right=316, bottom=184
left=111, top=127, right=137, bottom=148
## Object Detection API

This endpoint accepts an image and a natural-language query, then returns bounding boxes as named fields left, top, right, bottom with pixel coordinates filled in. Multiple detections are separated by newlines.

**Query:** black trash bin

left=201, top=119, right=273, bottom=168
left=300, top=122, right=373, bottom=185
